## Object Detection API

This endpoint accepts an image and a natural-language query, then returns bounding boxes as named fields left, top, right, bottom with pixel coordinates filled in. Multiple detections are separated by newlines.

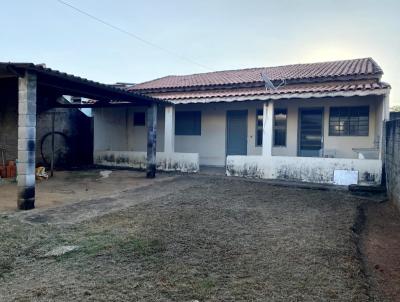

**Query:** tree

left=390, top=105, right=400, bottom=112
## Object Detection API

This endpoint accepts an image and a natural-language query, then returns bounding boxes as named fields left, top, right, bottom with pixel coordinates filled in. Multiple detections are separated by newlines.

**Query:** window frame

left=255, top=109, right=263, bottom=147
left=273, top=108, right=287, bottom=147
left=329, top=106, right=369, bottom=137
left=255, top=108, right=288, bottom=147
left=175, top=111, right=202, bottom=136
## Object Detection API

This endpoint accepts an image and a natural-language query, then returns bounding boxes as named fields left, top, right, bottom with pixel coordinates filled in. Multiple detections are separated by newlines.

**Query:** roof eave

left=0, top=62, right=172, bottom=105
left=169, top=87, right=390, bottom=104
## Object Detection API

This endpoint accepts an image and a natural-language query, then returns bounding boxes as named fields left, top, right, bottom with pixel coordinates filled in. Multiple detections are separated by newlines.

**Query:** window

left=256, top=108, right=287, bottom=147
left=329, top=106, right=369, bottom=136
left=274, top=108, right=287, bottom=146
left=256, top=109, right=263, bottom=146
left=133, top=112, right=146, bottom=126
left=175, top=111, right=201, bottom=135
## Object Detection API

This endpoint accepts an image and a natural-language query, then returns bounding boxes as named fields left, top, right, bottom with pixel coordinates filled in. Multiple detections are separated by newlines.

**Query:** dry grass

left=0, top=175, right=377, bottom=301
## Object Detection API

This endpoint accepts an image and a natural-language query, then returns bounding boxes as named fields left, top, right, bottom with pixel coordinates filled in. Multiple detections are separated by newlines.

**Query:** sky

left=1, top=0, right=399, bottom=106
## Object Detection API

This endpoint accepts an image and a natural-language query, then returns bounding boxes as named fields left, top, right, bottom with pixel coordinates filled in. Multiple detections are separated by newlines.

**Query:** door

left=298, top=108, right=324, bottom=157
left=226, top=110, right=248, bottom=155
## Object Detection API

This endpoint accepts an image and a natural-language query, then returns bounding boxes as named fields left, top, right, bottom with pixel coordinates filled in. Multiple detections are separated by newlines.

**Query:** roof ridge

left=367, top=57, right=383, bottom=74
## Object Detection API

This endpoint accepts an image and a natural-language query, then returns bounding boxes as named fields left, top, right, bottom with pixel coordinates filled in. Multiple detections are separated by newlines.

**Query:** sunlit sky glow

left=1, top=0, right=399, bottom=106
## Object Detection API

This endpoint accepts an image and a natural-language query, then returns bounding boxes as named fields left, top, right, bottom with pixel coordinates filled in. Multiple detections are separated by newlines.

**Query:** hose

left=40, top=131, right=69, bottom=166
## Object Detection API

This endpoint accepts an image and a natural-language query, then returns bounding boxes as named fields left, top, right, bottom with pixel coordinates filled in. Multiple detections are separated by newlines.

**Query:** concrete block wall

left=1, top=77, right=93, bottom=168
left=385, top=119, right=400, bottom=209
left=0, top=80, right=18, bottom=162
left=36, top=108, right=93, bottom=167
left=0, top=105, right=93, bottom=167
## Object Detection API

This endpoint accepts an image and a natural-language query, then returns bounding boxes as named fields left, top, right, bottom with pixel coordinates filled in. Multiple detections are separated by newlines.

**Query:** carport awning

left=0, top=62, right=162, bottom=210
left=0, top=62, right=169, bottom=108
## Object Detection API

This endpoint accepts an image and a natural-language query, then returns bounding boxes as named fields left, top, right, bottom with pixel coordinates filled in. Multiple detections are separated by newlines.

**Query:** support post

left=379, top=90, right=391, bottom=160
left=262, top=101, right=274, bottom=157
left=50, top=111, right=55, bottom=177
left=17, top=72, right=37, bottom=210
left=164, top=105, right=175, bottom=154
left=146, top=103, right=157, bottom=178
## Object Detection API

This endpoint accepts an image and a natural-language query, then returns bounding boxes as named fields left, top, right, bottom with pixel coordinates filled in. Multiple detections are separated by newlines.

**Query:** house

left=93, top=58, right=390, bottom=185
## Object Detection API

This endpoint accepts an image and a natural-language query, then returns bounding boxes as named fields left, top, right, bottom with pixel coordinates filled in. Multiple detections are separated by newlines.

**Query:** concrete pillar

left=146, top=103, right=157, bottom=178
left=379, top=91, right=391, bottom=160
left=17, top=72, right=37, bottom=210
left=383, top=90, right=390, bottom=121
left=164, top=105, right=175, bottom=154
left=262, top=101, right=274, bottom=157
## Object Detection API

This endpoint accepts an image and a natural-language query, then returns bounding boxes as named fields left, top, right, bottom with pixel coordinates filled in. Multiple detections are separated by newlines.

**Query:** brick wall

left=385, top=119, right=400, bottom=209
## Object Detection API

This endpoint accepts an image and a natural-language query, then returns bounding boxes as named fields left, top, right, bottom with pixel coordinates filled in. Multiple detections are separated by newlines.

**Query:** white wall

left=93, top=95, right=384, bottom=167
left=93, top=107, right=165, bottom=153
left=265, top=95, right=383, bottom=158
left=226, top=155, right=382, bottom=185
left=174, top=102, right=264, bottom=166
left=127, top=107, right=165, bottom=153
left=94, top=150, right=199, bottom=172
left=94, top=107, right=128, bottom=151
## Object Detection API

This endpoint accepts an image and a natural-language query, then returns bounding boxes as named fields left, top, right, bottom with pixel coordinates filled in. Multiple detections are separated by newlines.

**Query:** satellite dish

left=261, top=70, right=286, bottom=90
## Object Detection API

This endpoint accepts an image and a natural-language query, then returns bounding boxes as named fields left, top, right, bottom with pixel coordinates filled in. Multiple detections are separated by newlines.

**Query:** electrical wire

left=55, top=0, right=213, bottom=71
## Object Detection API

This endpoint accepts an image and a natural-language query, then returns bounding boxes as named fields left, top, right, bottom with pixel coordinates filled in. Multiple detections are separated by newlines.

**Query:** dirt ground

left=0, top=171, right=399, bottom=301
left=361, top=201, right=400, bottom=302
left=0, top=169, right=173, bottom=212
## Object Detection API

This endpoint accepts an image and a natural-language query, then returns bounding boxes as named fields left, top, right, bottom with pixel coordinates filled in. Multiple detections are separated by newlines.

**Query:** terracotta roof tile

left=131, top=58, right=382, bottom=91
left=147, top=80, right=389, bottom=104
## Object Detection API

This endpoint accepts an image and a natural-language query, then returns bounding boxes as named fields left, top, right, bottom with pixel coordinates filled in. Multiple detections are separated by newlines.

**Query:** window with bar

left=329, top=106, right=369, bottom=136
left=256, top=109, right=263, bottom=146
left=256, top=108, right=287, bottom=147
left=274, top=108, right=287, bottom=146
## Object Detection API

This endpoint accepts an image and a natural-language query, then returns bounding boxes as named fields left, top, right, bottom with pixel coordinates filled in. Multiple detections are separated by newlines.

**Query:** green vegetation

left=391, top=105, right=400, bottom=112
